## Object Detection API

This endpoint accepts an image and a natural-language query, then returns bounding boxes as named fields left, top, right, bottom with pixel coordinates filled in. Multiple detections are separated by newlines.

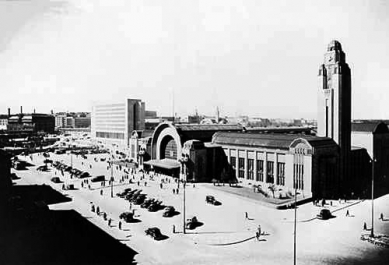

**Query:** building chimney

left=8, top=108, right=10, bottom=117
left=20, top=106, right=23, bottom=114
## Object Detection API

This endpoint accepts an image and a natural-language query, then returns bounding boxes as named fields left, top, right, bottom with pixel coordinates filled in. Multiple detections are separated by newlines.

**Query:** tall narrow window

left=248, top=159, right=254, bottom=180
left=277, top=162, right=285, bottom=186
left=238, top=158, right=245, bottom=179
left=256, top=160, right=264, bottom=182
left=266, top=161, right=274, bottom=183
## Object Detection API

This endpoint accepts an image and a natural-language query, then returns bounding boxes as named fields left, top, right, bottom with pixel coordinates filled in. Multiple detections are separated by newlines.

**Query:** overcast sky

left=0, top=0, right=388, bottom=119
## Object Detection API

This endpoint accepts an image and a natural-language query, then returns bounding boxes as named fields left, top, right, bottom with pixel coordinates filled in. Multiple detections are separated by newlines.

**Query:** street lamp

left=110, top=160, right=114, bottom=198
left=179, top=154, right=189, bottom=234
left=293, top=153, right=300, bottom=265
left=370, top=158, right=376, bottom=238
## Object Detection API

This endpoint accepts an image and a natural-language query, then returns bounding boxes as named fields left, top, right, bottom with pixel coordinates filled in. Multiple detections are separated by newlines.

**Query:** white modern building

left=91, top=99, right=145, bottom=151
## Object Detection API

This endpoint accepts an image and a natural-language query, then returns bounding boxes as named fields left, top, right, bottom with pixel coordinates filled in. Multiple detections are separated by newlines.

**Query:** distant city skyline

left=1, top=0, right=389, bottom=119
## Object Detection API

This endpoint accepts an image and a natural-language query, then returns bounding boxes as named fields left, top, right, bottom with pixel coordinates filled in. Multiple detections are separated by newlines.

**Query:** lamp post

left=110, top=160, right=114, bottom=198
left=179, top=154, right=189, bottom=234
left=371, top=158, right=376, bottom=237
left=293, top=153, right=299, bottom=265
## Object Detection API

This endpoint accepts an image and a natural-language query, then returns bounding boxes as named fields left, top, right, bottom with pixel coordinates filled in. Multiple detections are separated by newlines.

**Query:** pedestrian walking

left=173, top=189, right=175, bottom=194
left=245, top=212, right=248, bottom=220
left=160, top=183, right=163, bottom=189
left=103, top=212, right=107, bottom=221
left=176, top=189, right=179, bottom=194
left=91, top=204, right=95, bottom=212
left=96, top=206, right=100, bottom=215
left=256, top=232, right=260, bottom=241
left=119, top=221, right=122, bottom=230
left=346, top=210, right=350, bottom=217
left=172, top=225, right=175, bottom=234
left=257, top=225, right=261, bottom=236
left=100, top=190, right=103, bottom=196
left=380, top=213, right=384, bottom=220
left=363, top=222, right=367, bottom=230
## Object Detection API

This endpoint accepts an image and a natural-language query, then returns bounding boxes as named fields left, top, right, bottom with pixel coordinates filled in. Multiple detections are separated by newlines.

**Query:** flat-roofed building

left=212, top=132, right=339, bottom=199
left=91, top=99, right=145, bottom=150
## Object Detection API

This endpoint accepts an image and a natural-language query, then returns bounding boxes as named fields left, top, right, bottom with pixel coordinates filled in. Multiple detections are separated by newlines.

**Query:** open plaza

left=9, top=140, right=389, bottom=265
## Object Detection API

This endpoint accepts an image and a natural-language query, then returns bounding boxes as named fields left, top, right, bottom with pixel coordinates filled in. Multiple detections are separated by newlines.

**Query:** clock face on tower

left=326, top=53, right=335, bottom=64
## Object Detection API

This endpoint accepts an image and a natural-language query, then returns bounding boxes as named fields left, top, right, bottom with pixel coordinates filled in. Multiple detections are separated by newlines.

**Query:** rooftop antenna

left=171, top=87, right=175, bottom=124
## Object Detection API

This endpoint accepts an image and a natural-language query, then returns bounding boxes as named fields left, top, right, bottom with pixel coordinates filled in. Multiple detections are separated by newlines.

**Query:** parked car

left=51, top=177, right=61, bottom=183
left=141, top=199, right=155, bottom=208
left=147, top=202, right=162, bottom=212
left=145, top=227, right=164, bottom=241
left=37, top=165, right=48, bottom=171
left=119, top=212, right=135, bottom=223
left=186, top=216, right=198, bottom=230
left=79, top=172, right=90, bottom=178
left=163, top=206, right=175, bottom=217
left=134, top=195, right=146, bottom=205
left=317, top=209, right=332, bottom=220
left=91, top=175, right=106, bottom=182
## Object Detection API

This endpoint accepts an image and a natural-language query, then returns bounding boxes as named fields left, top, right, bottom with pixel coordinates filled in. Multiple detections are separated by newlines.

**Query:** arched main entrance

left=160, top=135, right=178, bottom=160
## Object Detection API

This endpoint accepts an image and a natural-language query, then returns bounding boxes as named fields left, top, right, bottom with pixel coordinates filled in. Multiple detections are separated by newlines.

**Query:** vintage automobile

left=119, top=212, right=135, bottom=223
left=163, top=206, right=175, bottom=217
left=205, top=195, right=220, bottom=205
left=133, top=195, right=146, bottom=205
left=37, top=165, right=48, bottom=171
left=147, top=201, right=162, bottom=212
left=186, top=216, right=198, bottom=230
left=79, top=172, right=90, bottom=178
left=141, top=199, right=155, bottom=208
left=145, top=227, right=164, bottom=241
left=91, top=175, right=106, bottom=182
left=51, top=177, right=61, bottom=183
left=317, top=208, right=332, bottom=220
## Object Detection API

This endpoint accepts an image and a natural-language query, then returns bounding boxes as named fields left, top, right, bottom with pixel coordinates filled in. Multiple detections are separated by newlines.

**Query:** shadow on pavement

left=0, top=184, right=137, bottom=265
left=12, top=185, right=72, bottom=205
left=0, top=209, right=137, bottom=265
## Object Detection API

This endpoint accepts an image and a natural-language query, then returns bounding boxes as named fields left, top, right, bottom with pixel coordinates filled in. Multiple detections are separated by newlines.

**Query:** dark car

left=163, top=206, right=175, bottom=217
left=51, top=177, right=61, bottom=183
left=141, top=199, right=155, bottom=208
left=145, top=227, right=164, bottom=241
left=206, top=195, right=221, bottom=205
left=148, top=202, right=162, bottom=212
left=80, top=172, right=90, bottom=178
left=37, top=165, right=48, bottom=171
left=186, top=216, right=198, bottom=230
left=317, top=209, right=332, bottom=220
left=119, top=212, right=135, bottom=223
left=91, top=175, right=106, bottom=182
left=134, top=195, right=146, bottom=205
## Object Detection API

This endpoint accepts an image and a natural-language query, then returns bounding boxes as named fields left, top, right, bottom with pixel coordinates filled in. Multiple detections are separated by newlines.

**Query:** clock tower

left=317, top=40, right=351, bottom=183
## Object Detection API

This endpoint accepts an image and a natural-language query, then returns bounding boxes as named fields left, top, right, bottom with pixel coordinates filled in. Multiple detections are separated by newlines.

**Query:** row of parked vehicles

left=52, top=161, right=90, bottom=178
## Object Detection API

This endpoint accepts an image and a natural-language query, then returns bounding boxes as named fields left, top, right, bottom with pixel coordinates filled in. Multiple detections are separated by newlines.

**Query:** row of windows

left=96, top=131, right=125, bottom=139
left=230, top=156, right=286, bottom=185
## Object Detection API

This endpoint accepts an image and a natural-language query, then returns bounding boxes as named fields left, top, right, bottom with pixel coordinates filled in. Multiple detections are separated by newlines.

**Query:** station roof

left=212, top=132, right=336, bottom=150
left=144, top=159, right=180, bottom=169
left=352, top=121, right=389, bottom=133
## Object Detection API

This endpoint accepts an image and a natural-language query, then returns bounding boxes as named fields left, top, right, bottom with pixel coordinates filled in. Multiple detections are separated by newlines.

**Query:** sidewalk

left=204, top=183, right=312, bottom=209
